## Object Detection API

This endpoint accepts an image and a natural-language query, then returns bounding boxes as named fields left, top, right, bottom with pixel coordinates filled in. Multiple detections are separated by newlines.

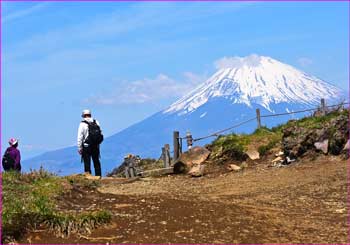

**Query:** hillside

left=4, top=108, right=349, bottom=244
left=22, top=55, right=344, bottom=176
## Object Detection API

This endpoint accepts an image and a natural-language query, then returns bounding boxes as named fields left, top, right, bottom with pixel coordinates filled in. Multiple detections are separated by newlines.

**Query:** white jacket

left=77, top=117, right=101, bottom=150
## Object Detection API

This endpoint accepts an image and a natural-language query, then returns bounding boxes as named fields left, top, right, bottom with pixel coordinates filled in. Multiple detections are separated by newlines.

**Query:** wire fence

left=191, top=101, right=349, bottom=142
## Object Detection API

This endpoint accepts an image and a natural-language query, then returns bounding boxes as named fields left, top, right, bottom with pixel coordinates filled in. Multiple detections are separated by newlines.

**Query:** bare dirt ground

left=21, top=155, right=349, bottom=244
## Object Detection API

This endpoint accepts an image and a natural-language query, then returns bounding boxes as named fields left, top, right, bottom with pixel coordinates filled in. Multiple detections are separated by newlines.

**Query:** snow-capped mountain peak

left=164, top=55, right=341, bottom=115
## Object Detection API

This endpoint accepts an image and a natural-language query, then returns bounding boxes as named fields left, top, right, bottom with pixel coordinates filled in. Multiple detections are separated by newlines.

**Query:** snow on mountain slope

left=164, top=55, right=341, bottom=115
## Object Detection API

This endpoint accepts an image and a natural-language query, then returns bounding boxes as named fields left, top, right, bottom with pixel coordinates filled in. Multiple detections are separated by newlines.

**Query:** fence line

left=193, top=117, right=257, bottom=142
left=192, top=101, right=349, bottom=143
left=261, top=102, right=350, bottom=118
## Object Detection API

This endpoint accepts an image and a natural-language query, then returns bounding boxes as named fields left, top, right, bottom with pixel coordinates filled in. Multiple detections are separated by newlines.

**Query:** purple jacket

left=6, top=146, right=21, bottom=171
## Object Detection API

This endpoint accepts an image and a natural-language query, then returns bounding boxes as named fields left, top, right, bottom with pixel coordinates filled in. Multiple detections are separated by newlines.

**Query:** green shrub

left=258, top=138, right=280, bottom=156
left=210, top=133, right=249, bottom=161
left=253, top=126, right=272, bottom=135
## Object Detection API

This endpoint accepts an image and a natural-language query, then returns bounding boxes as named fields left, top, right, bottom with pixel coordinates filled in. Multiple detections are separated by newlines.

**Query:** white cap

left=9, top=138, right=18, bottom=146
left=81, top=109, right=91, bottom=117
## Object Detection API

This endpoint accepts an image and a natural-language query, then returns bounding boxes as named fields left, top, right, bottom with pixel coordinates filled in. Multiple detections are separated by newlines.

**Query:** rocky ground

left=19, top=154, right=348, bottom=244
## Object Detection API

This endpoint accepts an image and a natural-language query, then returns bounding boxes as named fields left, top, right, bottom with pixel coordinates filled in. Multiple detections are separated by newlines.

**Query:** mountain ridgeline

left=22, top=55, right=344, bottom=176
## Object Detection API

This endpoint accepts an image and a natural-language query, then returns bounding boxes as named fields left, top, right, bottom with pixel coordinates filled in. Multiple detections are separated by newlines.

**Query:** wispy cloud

left=84, top=72, right=208, bottom=106
left=2, top=2, right=50, bottom=24
left=214, top=54, right=262, bottom=69
left=4, top=2, right=255, bottom=60
left=297, top=57, right=313, bottom=67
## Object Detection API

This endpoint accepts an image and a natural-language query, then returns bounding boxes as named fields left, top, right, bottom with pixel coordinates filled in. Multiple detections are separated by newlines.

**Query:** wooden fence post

left=256, top=108, right=261, bottom=129
left=164, top=144, right=170, bottom=168
left=161, top=146, right=166, bottom=167
left=173, top=131, right=180, bottom=162
left=321, top=98, right=326, bottom=116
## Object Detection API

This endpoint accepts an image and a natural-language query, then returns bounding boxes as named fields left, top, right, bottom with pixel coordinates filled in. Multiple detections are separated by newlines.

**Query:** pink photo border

left=0, top=0, right=349, bottom=244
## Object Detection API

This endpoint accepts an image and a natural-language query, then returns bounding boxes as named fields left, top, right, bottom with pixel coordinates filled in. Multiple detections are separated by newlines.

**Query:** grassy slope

left=207, top=109, right=349, bottom=162
left=2, top=168, right=111, bottom=243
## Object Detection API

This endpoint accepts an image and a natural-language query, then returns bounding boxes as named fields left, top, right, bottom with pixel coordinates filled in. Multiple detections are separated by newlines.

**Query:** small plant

left=210, top=133, right=249, bottom=161
left=253, top=126, right=272, bottom=135
left=43, top=210, right=112, bottom=238
left=258, top=138, right=280, bottom=156
left=2, top=168, right=110, bottom=243
left=65, top=175, right=101, bottom=189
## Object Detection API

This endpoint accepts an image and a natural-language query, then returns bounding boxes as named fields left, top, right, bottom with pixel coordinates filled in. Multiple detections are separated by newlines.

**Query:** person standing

left=77, top=109, right=103, bottom=177
left=2, top=138, right=21, bottom=172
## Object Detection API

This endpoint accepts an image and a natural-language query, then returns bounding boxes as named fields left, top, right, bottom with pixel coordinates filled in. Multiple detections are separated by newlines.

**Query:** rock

left=174, top=146, right=210, bottom=173
left=178, top=146, right=210, bottom=166
left=188, top=164, right=205, bottom=177
left=85, top=175, right=101, bottom=180
left=329, top=131, right=347, bottom=155
left=314, top=139, right=329, bottom=154
left=285, top=156, right=296, bottom=164
left=227, top=164, right=241, bottom=172
left=275, top=151, right=284, bottom=157
left=272, top=156, right=283, bottom=163
left=282, top=111, right=349, bottom=158
left=245, top=150, right=260, bottom=160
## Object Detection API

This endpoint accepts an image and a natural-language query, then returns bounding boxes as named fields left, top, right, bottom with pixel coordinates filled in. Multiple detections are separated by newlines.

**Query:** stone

left=314, top=139, right=329, bottom=154
left=272, top=156, right=283, bottom=163
left=282, top=110, right=349, bottom=158
left=85, top=175, right=101, bottom=180
left=227, top=164, right=241, bottom=172
left=245, top=150, right=260, bottom=160
left=178, top=146, right=211, bottom=166
left=174, top=146, right=210, bottom=173
left=275, top=151, right=284, bottom=157
left=285, top=156, right=296, bottom=164
left=188, top=164, right=205, bottom=177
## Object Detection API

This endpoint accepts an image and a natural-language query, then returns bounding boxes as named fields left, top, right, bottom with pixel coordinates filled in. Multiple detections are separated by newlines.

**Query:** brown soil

left=20, top=155, right=349, bottom=244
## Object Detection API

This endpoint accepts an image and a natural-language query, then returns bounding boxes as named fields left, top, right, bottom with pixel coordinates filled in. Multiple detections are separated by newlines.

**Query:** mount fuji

left=22, top=55, right=344, bottom=176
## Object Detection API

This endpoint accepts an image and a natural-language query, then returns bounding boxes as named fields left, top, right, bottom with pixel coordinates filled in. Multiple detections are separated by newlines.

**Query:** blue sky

left=2, top=1, right=349, bottom=159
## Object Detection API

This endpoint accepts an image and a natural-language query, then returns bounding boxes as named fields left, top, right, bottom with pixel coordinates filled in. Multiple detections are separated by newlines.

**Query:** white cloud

left=214, top=54, right=262, bottom=69
left=2, top=3, right=50, bottom=24
left=84, top=72, right=207, bottom=105
left=297, top=57, right=313, bottom=67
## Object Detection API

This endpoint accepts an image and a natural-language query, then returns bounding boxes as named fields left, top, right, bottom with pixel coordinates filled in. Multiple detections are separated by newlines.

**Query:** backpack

left=2, top=149, right=15, bottom=171
left=83, top=120, right=104, bottom=146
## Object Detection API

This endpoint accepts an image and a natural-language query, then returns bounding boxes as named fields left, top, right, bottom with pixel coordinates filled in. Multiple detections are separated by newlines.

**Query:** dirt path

left=21, top=156, right=349, bottom=244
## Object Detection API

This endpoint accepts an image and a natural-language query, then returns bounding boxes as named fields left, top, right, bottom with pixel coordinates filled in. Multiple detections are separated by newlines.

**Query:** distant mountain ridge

left=22, top=55, right=344, bottom=176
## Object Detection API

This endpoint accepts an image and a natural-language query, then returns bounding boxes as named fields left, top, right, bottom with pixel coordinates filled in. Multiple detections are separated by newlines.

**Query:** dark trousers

left=82, top=146, right=101, bottom=176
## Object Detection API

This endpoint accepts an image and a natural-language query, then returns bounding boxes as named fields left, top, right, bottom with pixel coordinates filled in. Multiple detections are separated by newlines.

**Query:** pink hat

left=9, top=138, right=18, bottom=146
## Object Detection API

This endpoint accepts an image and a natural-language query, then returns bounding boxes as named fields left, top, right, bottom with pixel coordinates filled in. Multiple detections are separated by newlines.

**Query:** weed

left=65, top=175, right=100, bottom=189
left=210, top=133, right=249, bottom=161
left=258, top=138, right=280, bottom=156
left=2, top=169, right=110, bottom=243
left=43, top=210, right=112, bottom=238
